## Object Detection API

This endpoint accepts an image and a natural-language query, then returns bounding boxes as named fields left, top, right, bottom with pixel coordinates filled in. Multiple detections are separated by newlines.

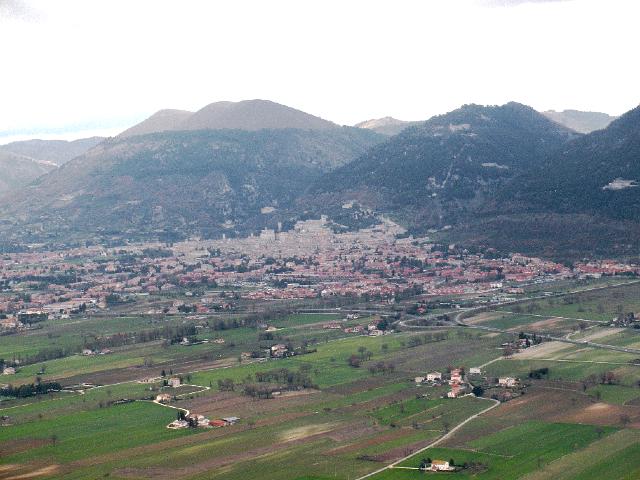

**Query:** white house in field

left=428, top=460, right=455, bottom=471
left=469, top=367, right=482, bottom=375
left=168, top=377, right=181, bottom=388
left=426, top=372, right=442, bottom=382
left=498, top=376, right=518, bottom=387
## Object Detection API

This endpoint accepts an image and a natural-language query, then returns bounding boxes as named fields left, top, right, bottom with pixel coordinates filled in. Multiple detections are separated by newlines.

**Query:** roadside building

left=155, top=393, right=172, bottom=403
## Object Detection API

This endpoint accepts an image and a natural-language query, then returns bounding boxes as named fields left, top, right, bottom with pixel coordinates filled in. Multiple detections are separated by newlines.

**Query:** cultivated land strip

left=354, top=397, right=501, bottom=479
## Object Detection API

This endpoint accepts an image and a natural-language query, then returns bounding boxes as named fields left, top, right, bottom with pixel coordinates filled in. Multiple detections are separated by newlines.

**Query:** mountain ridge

left=118, top=100, right=337, bottom=138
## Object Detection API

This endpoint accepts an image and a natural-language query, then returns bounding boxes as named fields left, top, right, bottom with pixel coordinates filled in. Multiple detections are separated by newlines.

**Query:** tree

left=620, top=414, right=631, bottom=427
left=217, top=378, right=235, bottom=391
left=50, top=434, right=58, bottom=447
left=443, top=420, right=450, bottom=433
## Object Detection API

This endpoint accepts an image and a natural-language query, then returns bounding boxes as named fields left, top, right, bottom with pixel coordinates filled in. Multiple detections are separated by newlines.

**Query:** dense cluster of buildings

left=1, top=218, right=638, bottom=330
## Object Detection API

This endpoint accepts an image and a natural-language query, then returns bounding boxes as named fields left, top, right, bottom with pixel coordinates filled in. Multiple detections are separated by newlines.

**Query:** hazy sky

left=1, top=0, right=639, bottom=143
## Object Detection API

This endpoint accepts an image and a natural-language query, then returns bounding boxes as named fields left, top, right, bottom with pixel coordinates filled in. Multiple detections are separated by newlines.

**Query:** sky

left=1, top=0, right=639, bottom=144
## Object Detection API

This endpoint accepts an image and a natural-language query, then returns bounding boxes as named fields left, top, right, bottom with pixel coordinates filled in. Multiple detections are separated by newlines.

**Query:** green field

left=371, top=421, right=619, bottom=480
left=0, top=401, right=193, bottom=464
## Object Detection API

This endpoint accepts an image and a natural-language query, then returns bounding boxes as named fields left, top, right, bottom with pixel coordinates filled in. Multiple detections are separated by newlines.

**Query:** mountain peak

left=119, top=100, right=337, bottom=138
left=181, top=99, right=337, bottom=131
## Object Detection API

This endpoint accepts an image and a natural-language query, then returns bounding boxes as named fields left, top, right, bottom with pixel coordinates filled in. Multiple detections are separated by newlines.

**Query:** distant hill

left=118, top=109, right=193, bottom=138
left=355, top=117, right=420, bottom=136
left=543, top=109, right=617, bottom=134
left=311, top=102, right=577, bottom=229
left=118, top=100, right=336, bottom=138
left=0, top=126, right=383, bottom=243
left=0, top=137, right=104, bottom=166
left=0, top=151, right=56, bottom=195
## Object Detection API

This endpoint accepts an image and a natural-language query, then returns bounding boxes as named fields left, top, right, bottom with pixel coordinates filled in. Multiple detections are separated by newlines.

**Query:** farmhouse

left=271, top=344, right=289, bottom=358
left=168, top=419, right=189, bottom=429
left=415, top=376, right=426, bottom=384
left=428, top=460, right=455, bottom=472
left=138, top=376, right=160, bottom=384
left=187, top=414, right=211, bottom=427
left=168, top=377, right=181, bottom=388
left=344, top=325, right=364, bottom=334
left=449, top=368, right=463, bottom=384
left=2, top=367, right=16, bottom=375
left=469, top=367, right=482, bottom=375
left=155, top=393, right=172, bottom=403
left=447, top=382, right=464, bottom=398
left=427, top=372, right=442, bottom=382
left=498, top=376, right=518, bottom=387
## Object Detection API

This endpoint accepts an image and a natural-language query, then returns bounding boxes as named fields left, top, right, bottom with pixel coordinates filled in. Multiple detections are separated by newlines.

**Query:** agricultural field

left=1, top=280, right=640, bottom=479
left=495, top=281, right=640, bottom=324
left=372, top=421, right=622, bottom=480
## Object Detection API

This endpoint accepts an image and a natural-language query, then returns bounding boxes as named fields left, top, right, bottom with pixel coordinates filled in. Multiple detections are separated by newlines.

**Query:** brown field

left=523, top=317, right=570, bottom=332
left=60, top=356, right=238, bottom=387
left=556, top=401, right=640, bottom=427
left=325, top=427, right=409, bottom=455
left=178, top=389, right=324, bottom=419
left=0, top=465, right=60, bottom=480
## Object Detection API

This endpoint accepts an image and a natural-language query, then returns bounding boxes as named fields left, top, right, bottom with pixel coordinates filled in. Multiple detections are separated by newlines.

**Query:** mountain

left=180, top=100, right=337, bottom=131
left=0, top=137, right=104, bottom=166
left=355, top=117, right=420, bottom=136
left=0, top=151, right=57, bottom=195
left=311, top=102, right=578, bottom=229
left=118, top=100, right=336, bottom=138
left=507, top=105, right=640, bottom=221
left=0, top=126, right=384, bottom=244
left=118, top=109, right=193, bottom=138
left=543, top=109, right=617, bottom=134
left=447, top=107, right=640, bottom=258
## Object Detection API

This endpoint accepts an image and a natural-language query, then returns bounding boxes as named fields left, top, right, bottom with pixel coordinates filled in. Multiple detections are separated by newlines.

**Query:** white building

left=156, top=393, right=172, bottom=403
left=426, top=372, right=442, bottom=382
left=498, top=377, right=518, bottom=387
left=428, top=460, right=454, bottom=472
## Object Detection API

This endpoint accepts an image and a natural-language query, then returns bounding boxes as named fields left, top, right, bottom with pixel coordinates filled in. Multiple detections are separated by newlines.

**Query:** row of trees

left=1, top=381, right=62, bottom=398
